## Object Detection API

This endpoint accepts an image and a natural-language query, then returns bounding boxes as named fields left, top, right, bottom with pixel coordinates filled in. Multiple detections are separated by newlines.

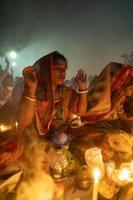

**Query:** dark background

left=0, top=0, right=133, bottom=77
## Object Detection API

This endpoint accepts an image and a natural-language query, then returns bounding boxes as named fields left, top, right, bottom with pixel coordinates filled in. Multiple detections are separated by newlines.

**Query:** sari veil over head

left=33, top=51, right=55, bottom=101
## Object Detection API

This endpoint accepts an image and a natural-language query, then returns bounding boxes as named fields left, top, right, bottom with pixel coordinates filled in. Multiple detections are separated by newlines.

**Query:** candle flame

left=15, top=121, right=18, bottom=128
left=0, top=125, right=6, bottom=132
left=119, top=168, right=130, bottom=181
left=93, top=168, right=101, bottom=182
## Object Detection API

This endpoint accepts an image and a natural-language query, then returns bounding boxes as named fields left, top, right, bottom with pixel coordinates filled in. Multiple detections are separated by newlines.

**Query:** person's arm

left=16, top=92, right=36, bottom=128
left=75, top=69, right=88, bottom=116
left=13, top=67, right=37, bottom=129
left=77, top=92, right=88, bottom=115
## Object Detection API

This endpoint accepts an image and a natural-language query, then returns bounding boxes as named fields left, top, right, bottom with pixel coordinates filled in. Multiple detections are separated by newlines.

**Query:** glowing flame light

left=119, top=168, right=130, bottom=181
left=0, top=124, right=12, bottom=132
left=15, top=121, right=18, bottom=129
left=9, top=51, right=17, bottom=59
left=92, top=168, right=101, bottom=200
left=93, top=168, right=101, bottom=183
left=12, top=61, right=17, bottom=67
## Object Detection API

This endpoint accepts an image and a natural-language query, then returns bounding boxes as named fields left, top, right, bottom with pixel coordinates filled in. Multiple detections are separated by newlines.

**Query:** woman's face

left=52, top=59, right=67, bottom=86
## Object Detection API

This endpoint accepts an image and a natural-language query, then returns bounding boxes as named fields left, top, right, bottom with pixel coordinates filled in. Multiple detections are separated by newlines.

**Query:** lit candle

left=92, top=168, right=101, bottom=200
left=119, top=168, right=130, bottom=181
left=118, top=168, right=131, bottom=183
left=0, top=125, right=6, bottom=132
left=15, top=121, right=18, bottom=129
left=0, top=124, right=12, bottom=132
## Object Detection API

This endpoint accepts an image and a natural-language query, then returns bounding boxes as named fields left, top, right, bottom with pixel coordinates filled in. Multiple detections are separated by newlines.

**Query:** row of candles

left=92, top=161, right=133, bottom=200
left=0, top=122, right=133, bottom=200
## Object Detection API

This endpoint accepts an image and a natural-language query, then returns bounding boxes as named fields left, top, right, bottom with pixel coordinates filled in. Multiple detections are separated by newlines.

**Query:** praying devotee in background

left=0, top=57, right=12, bottom=107
left=0, top=57, right=15, bottom=123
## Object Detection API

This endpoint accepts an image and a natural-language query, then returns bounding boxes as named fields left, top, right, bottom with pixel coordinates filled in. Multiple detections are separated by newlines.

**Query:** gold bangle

left=24, top=96, right=36, bottom=102
left=28, top=94, right=36, bottom=99
left=23, top=93, right=36, bottom=99
left=76, top=89, right=88, bottom=94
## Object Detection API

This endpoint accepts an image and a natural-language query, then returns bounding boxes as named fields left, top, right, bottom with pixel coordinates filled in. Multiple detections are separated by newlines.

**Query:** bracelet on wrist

left=24, top=95, right=36, bottom=102
left=23, top=91, right=36, bottom=99
left=76, top=88, right=88, bottom=94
